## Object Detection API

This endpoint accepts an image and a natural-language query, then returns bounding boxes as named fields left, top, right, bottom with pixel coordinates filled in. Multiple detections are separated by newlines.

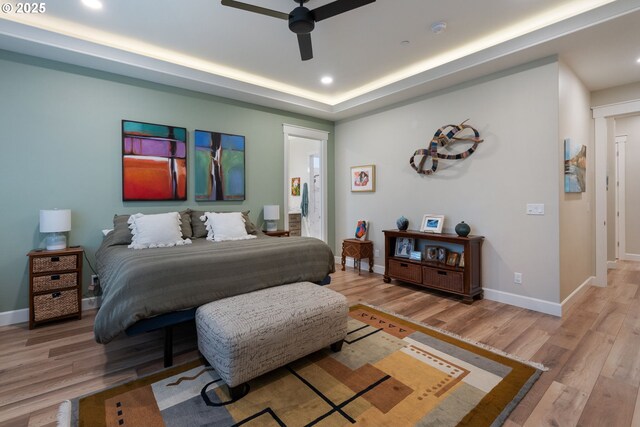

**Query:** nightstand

left=341, top=239, right=374, bottom=275
left=27, top=247, right=83, bottom=329
left=264, top=230, right=290, bottom=237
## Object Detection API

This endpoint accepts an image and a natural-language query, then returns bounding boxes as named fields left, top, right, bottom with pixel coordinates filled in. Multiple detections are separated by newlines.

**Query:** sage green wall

left=0, top=50, right=334, bottom=313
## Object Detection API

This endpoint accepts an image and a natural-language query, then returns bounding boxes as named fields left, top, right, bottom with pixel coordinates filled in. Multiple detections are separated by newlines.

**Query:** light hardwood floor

left=1, top=262, right=639, bottom=426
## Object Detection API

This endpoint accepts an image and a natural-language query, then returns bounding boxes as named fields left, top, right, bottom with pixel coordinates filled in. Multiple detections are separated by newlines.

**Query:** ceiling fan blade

left=311, top=0, right=375, bottom=22
left=220, top=0, right=288, bottom=20
left=297, top=33, right=313, bottom=61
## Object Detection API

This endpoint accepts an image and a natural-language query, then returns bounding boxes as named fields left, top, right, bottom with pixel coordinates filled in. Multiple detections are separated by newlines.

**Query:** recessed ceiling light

left=82, top=0, right=103, bottom=10
left=431, top=21, right=447, bottom=34
left=320, top=76, right=333, bottom=85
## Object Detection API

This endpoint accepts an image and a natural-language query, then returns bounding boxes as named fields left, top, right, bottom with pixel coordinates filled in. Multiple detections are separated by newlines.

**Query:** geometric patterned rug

left=63, top=304, right=543, bottom=427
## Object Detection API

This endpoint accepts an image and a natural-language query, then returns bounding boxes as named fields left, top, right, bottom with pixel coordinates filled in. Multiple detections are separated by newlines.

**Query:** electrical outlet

left=89, top=274, right=99, bottom=291
left=514, top=272, right=523, bottom=284
left=374, top=249, right=380, bottom=257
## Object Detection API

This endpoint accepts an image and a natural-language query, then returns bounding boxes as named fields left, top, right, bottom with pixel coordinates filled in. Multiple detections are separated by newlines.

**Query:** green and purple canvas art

left=195, top=130, right=245, bottom=200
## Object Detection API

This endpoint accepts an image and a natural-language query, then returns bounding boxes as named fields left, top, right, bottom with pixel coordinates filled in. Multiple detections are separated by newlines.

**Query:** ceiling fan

left=221, top=0, right=376, bottom=61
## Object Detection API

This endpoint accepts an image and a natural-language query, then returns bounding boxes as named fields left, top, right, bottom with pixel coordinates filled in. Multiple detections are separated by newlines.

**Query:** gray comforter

left=94, top=233, right=335, bottom=343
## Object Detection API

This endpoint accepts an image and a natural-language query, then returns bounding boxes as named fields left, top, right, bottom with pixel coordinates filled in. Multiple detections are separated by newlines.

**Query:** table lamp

left=40, top=209, right=71, bottom=250
left=263, top=205, right=280, bottom=232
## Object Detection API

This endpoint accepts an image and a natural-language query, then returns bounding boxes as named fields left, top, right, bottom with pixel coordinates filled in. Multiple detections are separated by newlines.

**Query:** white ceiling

left=1, top=0, right=639, bottom=120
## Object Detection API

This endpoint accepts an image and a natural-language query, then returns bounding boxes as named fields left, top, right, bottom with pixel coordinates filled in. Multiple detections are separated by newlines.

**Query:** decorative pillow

left=127, top=212, right=192, bottom=249
left=191, top=210, right=256, bottom=238
left=201, top=212, right=258, bottom=242
left=179, top=209, right=193, bottom=238
left=111, top=214, right=133, bottom=245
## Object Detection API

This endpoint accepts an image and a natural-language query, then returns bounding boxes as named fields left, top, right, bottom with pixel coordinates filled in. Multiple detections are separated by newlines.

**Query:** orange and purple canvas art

left=122, top=120, right=187, bottom=201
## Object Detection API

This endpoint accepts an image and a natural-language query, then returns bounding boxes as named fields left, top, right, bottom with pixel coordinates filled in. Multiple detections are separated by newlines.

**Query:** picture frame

left=122, top=120, right=187, bottom=201
left=351, top=165, right=376, bottom=192
left=459, top=251, right=465, bottom=268
left=409, top=250, right=422, bottom=261
left=446, top=252, right=460, bottom=267
left=291, top=177, right=301, bottom=196
left=195, top=130, right=245, bottom=201
left=423, top=246, right=438, bottom=262
left=420, top=214, right=445, bottom=233
left=394, top=237, right=414, bottom=258
left=355, top=220, right=368, bottom=240
left=437, top=247, right=448, bottom=263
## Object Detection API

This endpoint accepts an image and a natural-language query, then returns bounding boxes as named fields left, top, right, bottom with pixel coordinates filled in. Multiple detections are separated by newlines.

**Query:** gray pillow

left=191, top=210, right=257, bottom=238
left=110, top=210, right=192, bottom=245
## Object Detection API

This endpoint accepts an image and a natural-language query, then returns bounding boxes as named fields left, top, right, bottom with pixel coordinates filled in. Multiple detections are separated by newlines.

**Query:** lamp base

left=45, top=233, right=67, bottom=251
left=265, top=220, right=277, bottom=232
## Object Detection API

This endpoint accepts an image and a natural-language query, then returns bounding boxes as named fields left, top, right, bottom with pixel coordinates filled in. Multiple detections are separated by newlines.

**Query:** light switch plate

left=526, top=204, right=545, bottom=215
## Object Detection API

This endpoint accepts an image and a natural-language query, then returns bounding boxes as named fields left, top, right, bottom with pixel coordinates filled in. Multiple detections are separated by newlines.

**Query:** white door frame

left=283, top=124, right=329, bottom=243
left=615, top=135, right=627, bottom=261
left=593, top=99, right=640, bottom=286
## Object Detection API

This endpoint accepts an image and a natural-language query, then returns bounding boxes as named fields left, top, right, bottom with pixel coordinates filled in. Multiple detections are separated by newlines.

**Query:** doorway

left=283, top=124, right=329, bottom=243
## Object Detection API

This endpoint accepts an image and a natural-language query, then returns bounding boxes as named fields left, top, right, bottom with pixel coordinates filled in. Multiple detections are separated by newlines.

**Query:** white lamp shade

left=264, top=205, right=280, bottom=221
left=40, top=209, right=71, bottom=233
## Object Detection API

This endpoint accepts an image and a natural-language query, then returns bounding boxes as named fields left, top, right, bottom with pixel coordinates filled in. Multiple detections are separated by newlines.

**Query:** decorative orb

left=396, top=216, right=409, bottom=231
left=455, top=221, right=471, bottom=237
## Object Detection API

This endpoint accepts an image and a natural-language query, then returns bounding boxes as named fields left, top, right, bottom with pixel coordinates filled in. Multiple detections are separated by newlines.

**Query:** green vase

left=455, top=221, right=470, bottom=237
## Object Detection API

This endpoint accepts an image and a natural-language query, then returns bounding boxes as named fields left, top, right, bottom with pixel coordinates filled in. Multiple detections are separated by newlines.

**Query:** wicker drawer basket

left=32, top=272, right=78, bottom=293
left=33, top=289, right=79, bottom=322
left=389, top=259, right=421, bottom=283
left=422, top=267, right=464, bottom=293
left=32, top=254, right=78, bottom=273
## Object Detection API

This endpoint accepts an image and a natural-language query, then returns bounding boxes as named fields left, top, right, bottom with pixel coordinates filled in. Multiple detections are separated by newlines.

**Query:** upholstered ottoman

left=196, top=282, right=348, bottom=398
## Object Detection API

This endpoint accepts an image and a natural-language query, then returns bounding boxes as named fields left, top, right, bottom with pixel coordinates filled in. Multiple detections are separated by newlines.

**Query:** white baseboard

left=623, top=253, right=640, bottom=261
left=607, top=260, right=618, bottom=269
left=482, top=288, right=562, bottom=317
left=0, top=296, right=101, bottom=327
left=335, top=256, right=385, bottom=275
left=560, top=276, right=594, bottom=314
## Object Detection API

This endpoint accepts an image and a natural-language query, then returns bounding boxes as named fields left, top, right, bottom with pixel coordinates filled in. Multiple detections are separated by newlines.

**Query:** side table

left=341, top=239, right=374, bottom=275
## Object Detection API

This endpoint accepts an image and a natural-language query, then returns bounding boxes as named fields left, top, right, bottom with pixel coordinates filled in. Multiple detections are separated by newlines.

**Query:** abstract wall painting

left=195, top=130, right=245, bottom=201
left=564, top=138, right=586, bottom=193
left=122, top=120, right=187, bottom=201
left=351, top=165, right=375, bottom=192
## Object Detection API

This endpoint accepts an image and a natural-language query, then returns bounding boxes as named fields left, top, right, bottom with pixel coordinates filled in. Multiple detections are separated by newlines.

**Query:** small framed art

left=355, top=220, right=368, bottom=240
left=420, top=214, right=445, bottom=233
left=351, top=165, right=375, bottom=192
left=459, top=252, right=465, bottom=268
left=437, top=247, right=448, bottom=263
left=395, top=237, right=414, bottom=258
left=423, top=246, right=438, bottom=262
left=409, top=251, right=422, bottom=261
left=446, top=252, right=460, bottom=267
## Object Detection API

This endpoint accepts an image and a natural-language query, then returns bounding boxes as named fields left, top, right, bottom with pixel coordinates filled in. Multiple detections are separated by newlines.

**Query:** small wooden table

left=341, top=239, right=374, bottom=275
left=264, top=230, right=290, bottom=237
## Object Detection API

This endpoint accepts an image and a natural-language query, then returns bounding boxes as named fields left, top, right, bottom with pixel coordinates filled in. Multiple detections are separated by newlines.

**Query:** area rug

left=61, top=304, right=543, bottom=426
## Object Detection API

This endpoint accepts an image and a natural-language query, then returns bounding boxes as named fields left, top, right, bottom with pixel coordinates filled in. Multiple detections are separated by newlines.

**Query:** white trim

left=0, top=296, right=101, bottom=327
left=607, top=260, right=618, bottom=269
left=283, top=124, right=329, bottom=243
left=623, top=253, right=640, bottom=261
left=560, top=276, right=594, bottom=314
left=593, top=100, right=640, bottom=287
left=482, top=288, right=561, bottom=317
left=615, top=135, right=627, bottom=262
left=335, top=256, right=384, bottom=275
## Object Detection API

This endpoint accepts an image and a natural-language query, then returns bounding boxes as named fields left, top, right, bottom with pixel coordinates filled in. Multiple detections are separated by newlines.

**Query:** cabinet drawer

left=33, top=289, right=79, bottom=322
left=32, top=254, right=78, bottom=273
left=423, top=267, right=463, bottom=292
left=389, top=259, right=421, bottom=283
left=33, top=272, right=78, bottom=293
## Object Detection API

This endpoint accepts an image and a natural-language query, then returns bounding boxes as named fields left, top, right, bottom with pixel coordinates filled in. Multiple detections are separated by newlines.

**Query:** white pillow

left=127, top=212, right=192, bottom=249
left=201, top=212, right=257, bottom=242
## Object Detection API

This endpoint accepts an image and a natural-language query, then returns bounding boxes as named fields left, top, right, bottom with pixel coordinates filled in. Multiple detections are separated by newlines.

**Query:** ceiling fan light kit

left=221, top=0, right=376, bottom=61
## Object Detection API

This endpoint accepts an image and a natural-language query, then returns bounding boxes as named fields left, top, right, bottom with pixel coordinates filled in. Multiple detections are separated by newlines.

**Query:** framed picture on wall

left=351, top=165, right=376, bottom=192
left=194, top=130, right=245, bottom=201
left=122, top=120, right=187, bottom=201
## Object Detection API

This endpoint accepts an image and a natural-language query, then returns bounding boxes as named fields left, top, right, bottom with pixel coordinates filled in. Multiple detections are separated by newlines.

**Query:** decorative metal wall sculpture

left=410, top=120, right=483, bottom=175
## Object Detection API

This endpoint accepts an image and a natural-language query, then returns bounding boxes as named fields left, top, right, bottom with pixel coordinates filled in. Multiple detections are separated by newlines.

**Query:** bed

left=94, top=230, right=336, bottom=351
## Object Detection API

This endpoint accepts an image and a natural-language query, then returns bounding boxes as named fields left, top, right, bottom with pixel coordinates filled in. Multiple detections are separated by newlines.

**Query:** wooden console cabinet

left=383, top=230, right=484, bottom=303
